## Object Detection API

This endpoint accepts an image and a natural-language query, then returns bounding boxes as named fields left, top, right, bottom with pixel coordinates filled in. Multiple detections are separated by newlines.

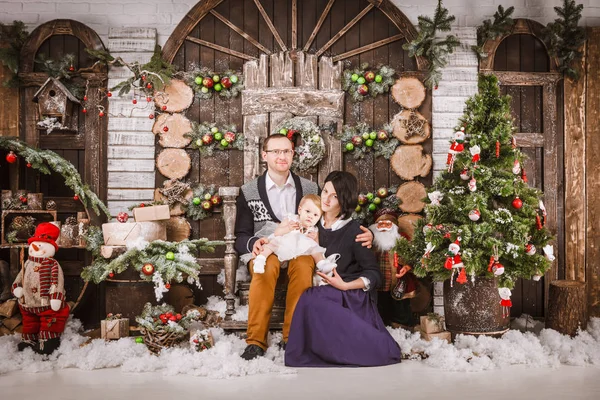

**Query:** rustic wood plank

left=315, top=3, right=374, bottom=57
left=108, top=172, right=156, bottom=189
left=512, top=132, right=545, bottom=148
left=242, top=88, right=344, bottom=118
left=291, top=0, right=297, bottom=50
left=252, top=0, right=287, bottom=51
left=0, top=47, right=19, bottom=137
left=185, top=36, right=256, bottom=61
left=209, top=9, right=271, bottom=55
left=295, top=51, right=318, bottom=88
left=332, top=33, right=404, bottom=63
left=489, top=71, right=562, bottom=86
left=303, top=0, right=336, bottom=52
left=586, top=27, right=600, bottom=318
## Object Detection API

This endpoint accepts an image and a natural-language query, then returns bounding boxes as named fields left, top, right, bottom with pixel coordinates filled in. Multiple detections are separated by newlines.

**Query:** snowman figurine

left=12, top=222, right=69, bottom=355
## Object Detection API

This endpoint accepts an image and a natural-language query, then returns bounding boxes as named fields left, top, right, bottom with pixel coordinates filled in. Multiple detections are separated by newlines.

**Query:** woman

left=285, top=171, right=402, bottom=367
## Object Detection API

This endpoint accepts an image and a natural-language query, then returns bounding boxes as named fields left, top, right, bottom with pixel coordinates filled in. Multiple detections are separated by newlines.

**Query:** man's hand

left=252, top=238, right=269, bottom=257
left=355, top=226, right=373, bottom=248
left=396, top=265, right=412, bottom=279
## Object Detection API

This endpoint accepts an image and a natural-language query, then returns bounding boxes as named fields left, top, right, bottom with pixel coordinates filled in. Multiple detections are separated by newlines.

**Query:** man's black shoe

left=240, top=344, right=265, bottom=360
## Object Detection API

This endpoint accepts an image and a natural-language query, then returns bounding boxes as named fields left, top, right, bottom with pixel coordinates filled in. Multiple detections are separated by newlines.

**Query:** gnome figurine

left=12, top=222, right=69, bottom=355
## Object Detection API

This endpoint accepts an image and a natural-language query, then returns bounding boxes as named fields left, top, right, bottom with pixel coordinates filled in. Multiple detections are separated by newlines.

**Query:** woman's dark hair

left=324, top=171, right=358, bottom=218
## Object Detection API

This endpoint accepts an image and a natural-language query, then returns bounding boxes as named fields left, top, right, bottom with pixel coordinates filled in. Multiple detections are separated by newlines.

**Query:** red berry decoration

left=26, top=163, right=32, bottom=168
left=141, top=263, right=155, bottom=276
left=109, top=272, right=115, bottom=278
left=149, top=114, right=155, bottom=119
left=82, top=108, right=87, bottom=114
left=434, top=85, right=439, bottom=90
left=147, top=96, right=152, bottom=102
left=6, top=151, right=17, bottom=164
left=512, top=197, right=523, bottom=209
left=69, top=65, right=74, bottom=72
left=141, top=75, right=146, bottom=81
left=117, top=212, right=129, bottom=223
left=163, top=126, right=169, bottom=132
left=107, top=92, right=112, bottom=97
left=132, top=99, right=137, bottom=104
left=99, top=111, right=105, bottom=117
left=139, top=203, right=145, bottom=207
left=73, top=195, right=80, bottom=201
left=83, top=95, right=88, bottom=101
left=146, top=83, right=152, bottom=89
left=161, top=105, right=167, bottom=111
left=165, top=283, right=171, bottom=289
left=19, top=196, right=27, bottom=204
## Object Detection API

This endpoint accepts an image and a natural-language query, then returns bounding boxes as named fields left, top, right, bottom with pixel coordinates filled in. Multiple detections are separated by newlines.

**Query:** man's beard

left=369, top=223, right=401, bottom=252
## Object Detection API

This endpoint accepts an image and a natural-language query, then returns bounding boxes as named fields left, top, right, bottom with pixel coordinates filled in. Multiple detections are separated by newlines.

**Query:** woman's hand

left=252, top=238, right=269, bottom=257
left=395, top=264, right=412, bottom=279
left=274, top=218, right=300, bottom=236
left=316, top=268, right=348, bottom=291
left=355, top=226, right=373, bottom=248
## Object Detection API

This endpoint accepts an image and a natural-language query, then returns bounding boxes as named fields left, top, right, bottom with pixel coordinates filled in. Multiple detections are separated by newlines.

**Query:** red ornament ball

left=99, top=111, right=105, bottom=117
left=6, top=151, right=17, bottom=164
left=73, top=195, right=80, bottom=201
left=19, top=196, right=27, bottom=204
left=26, top=163, right=32, bottom=168
left=82, top=108, right=87, bottom=114
left=149, top=114, right=155, bottom=119
left=146, top=83, right=152, bottom=89
left=69, top=65, right=74, bottom=72
left=107, top=92, right=112, bottom=97
left=163, top=126, right=169, bottom=132
left=132, top=99, right=137, bottom=105
left=139, top=203, right=145, bottom=207
left=117, top=212, right=129, bottom=223
left=141, top=75, right=146, bottom=81
left=161, top=105, right=167, bottom=111
left=83, top=95, right=88, bottom=101
left=146, top=96, right=152, bottom=102
left=108, top=272, right=115, bottom=278
left=512, top=197, right=523, bottom=209
left=165, top=283, right=171, bottom=289
left=141, top=263, right=155, bottom=276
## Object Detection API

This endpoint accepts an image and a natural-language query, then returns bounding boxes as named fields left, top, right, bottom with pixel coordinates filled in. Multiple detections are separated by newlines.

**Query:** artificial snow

left=1, top=312, right=599, bottom=377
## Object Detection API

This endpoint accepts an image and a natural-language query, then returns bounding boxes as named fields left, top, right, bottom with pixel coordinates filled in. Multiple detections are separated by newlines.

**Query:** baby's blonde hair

left=299, top=194, right=322, bottom=213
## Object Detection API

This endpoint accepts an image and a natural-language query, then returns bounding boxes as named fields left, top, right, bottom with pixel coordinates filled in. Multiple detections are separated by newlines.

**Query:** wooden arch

left=480, top=18, right=558, bottom=72
left=162, top=0, right=426, bottom=69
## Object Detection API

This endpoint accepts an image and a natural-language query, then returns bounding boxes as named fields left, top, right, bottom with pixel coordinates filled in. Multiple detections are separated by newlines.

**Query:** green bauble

left=214, top=132, right=223, bottom=141
left=351, top=73, right=359, bottom=82
left=195, top=139, right=203, bottom=147
left=211, top=127, right=219, bottom=133
left=368, top=203, right=377, bottom=212
left=194, top=76, right=203, bottom=85
left=345, top=143, right=355, bottom=151
left=192, top=197, right=201, bottom=205
left=204, top=193, right=212, bottom=200
left=357, top=77, right=366, bottom=84
left=279, top=128, right=288, bottom=135
left=214, top=83, right=223, bottom=92
left=135, top=337, right=144, bottom=344
left=365, top=139, right=374, bottom=147
left=220, top=139, right=229, bottom=147
left=355, top=205, right=362, bottom=212
left=165, top=251, right=175, bottom=260
left=366, top=192, right=374, bottom=201
left=375, top=75, right=382, bottom=83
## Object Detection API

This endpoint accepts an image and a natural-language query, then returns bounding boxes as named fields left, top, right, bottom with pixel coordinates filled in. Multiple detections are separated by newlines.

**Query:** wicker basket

left=140, top=327, right=187, bottom=354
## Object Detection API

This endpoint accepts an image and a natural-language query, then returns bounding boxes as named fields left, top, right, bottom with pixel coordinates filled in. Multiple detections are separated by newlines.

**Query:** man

left=235, top=134, right=372, bottom=360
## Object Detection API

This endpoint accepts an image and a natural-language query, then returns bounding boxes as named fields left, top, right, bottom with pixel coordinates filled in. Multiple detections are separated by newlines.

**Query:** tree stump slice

left=391, top=77, right=426, bottom=109
left=397, top=214, right=423, bottom=239
left=396, top=181, right=427, bottom=213
left=546, top=280, right=587, bottom=336
left=391, top=110, right=431, bottom=144
left=390, top=145, right=432, bottom=180
left=156, top=149, right=191, bottom=180
left=165, top=216, right=191, bottom=242
left=154, top=79, right=194, bottom=113
left=152, top=113, right=193, bottom=148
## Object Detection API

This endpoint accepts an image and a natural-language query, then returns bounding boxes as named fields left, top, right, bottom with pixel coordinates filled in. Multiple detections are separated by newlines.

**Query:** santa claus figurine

left=446, top=128, right=465, bottom=172
left=369, top=209, right=418, bottom=329
left=12, top=222, right=69, bottom=355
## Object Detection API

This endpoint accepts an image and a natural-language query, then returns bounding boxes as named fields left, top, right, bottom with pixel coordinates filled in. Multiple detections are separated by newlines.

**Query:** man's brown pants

left=246, top=254, right=314, bottom=350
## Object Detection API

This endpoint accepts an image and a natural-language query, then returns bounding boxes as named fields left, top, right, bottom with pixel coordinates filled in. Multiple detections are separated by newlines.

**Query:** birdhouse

left=33, top=77, right=81, bottom=131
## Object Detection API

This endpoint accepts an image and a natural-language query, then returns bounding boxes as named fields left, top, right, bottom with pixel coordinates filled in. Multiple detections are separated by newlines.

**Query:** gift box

left=420, top=314, right=445, bottom=334
left=420, top=330, right=452, bottom=344
left=101, top=317, right=130, bottom=340
left=133, top=205, right=170, bottom=222
left=102, top=221, right=166, bottom=245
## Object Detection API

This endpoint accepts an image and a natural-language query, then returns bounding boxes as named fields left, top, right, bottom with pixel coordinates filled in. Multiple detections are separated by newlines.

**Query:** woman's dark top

left=318, top=219, right=382, bottom=291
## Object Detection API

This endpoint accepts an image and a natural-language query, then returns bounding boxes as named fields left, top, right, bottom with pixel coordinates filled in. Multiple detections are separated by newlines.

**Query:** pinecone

left=65, top=216, right=77, bottom=226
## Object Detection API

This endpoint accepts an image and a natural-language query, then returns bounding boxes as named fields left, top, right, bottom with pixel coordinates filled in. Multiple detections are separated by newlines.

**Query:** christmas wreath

left=186, top=184, right=222, bottom=221
left=342, top=63, right=395, bottom=102
left=352, top=186, right=400, bottom=226
left=339, top=123, right=398, bottom=159
left=186, top=122, right=243, bottom=156
left=185, top=67, right=243, bottom=100
left=275, top=117, right=326, bottom=171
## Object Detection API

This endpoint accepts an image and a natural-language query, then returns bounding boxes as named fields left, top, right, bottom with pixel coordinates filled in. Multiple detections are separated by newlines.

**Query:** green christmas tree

left=395, top=74, right=553, bottom=293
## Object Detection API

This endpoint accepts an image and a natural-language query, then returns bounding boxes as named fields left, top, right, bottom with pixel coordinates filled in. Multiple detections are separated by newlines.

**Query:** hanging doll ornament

left=460, top=169, right=470, bottom=181
left=525, top=243, right=536, bottom=255
left=444, top=239, right=465, bottom=287
left=468, top=209, right=480, bottom=221
left=470, top=145, right=481, bottom=164
left=468, top=177, right=477, bottom=192
left=428, top=191, right=444, bottom=206
left=446, top=128, right=465, bottom=172
left=487, top=246, right=504, bottom=276
left=512, top=159, right=521, bottom=175
left=499, top=287, right=512, bottom=318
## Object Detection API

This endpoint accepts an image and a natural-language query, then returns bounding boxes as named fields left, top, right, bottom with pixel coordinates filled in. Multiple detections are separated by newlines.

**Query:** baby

left=252, top=194, right=338, bottom=281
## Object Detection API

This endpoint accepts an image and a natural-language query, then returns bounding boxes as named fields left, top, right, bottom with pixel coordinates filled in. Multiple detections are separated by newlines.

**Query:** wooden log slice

left=397, top=213, right=423, bottom=240
left=156, top=149, right=191, bottom=180
left=391, top=77, right=426, bottom=109
left=546, top=280, right=588, bottom=336
left=396, top=181, right=427, bottom=213
left=153, top=187, right=193, bottom=216
left=152, top=113, right=193, bottom=148
left=165, top=216, right=191, bottom=242
left=391, top=110, right=431, bottom=144
left=154, top=79, right=194, bottom=113
left=390, top=145, right=432, bottom=180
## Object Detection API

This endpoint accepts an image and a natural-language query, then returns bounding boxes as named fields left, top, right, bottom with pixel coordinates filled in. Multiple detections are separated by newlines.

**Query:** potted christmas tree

left=395, top=74, right=554, bottom=335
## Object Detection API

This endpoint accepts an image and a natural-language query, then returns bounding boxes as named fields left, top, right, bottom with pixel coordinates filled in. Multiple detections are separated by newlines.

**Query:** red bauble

left=146, top=83, right=152, bottom=89
left=69, top=65, right=74, bottom=72
left=132, top=99, right=137, bottom=104
left=117, top=212, right=129, bottom=223
left=163, top=126, right=169, bottom=132
left=6, top=151, right=17, bottom=164
left=19, top=196, right=27, bottom=204
left=165, top=283, right=171, bottom=289
left=82, top=108, right=87, bottom=113
left=162, top=105, right=167, bottom=111
left=139, top=203, right=145, bottom=207
left=149, top=114, right=155, bottom=119
left=73, top=195, right=80, bottom=201
left=107, top=92, right=112, bottom=97
left=99, top=111, right=105, bottom=117
left=83, top=95, right=88, bottom=101
left=26, top=163, right=32, bottom=168
left=141, top=75, right=146, bottom=81
left=108, top=272, right=115, bottom=278
left=146, top=96, right=152, bottom=102
left=141, top=263, right=155, bottom=276
left=512, top=197, right=523, bottom=209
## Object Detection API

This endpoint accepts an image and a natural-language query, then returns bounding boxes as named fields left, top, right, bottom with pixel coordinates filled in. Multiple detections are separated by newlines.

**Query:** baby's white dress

left=257, top=216, right=326, bottom=262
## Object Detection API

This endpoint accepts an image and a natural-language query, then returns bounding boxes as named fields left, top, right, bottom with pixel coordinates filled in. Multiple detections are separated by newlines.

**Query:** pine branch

left=403, top=0, right=460, bottom=89
left=473, top=6, right=515, bottom=59
left=0, top=20, right=29, bottom=85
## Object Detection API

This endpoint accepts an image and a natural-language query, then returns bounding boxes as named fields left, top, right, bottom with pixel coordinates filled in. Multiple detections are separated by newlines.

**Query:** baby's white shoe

left=316, top=253, right=340, bottom=274
left=253, top=254, right=266, bottom=274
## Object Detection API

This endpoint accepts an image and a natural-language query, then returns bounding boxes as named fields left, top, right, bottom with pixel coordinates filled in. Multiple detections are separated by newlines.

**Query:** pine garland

left=338, top=123, right=398, bottom=160
left=274, top=118, right=326, bottom=172
left=403, top=0, right=460, bottom=89
left=341, top=64, right=395, bottom=102
left=394, top=74, right=553, bottom=290
left=183, top=67, right=243, bottom=100
left=352, top=186, right=400, bottom=226
left=472, top=5, right=514, bottom=60
left=0, top=137, right=111, bottom=219
left=186, top=122, right=243, bottom=156
left=543, top=0, right=586, bottom=81
left=186, top=184, right=220, bottom=221
left=0, top=20, right=29, bottom=87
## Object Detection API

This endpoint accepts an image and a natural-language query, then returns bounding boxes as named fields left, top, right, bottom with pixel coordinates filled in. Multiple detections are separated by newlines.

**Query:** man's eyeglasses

left=265, top=149, right=295, bottom=156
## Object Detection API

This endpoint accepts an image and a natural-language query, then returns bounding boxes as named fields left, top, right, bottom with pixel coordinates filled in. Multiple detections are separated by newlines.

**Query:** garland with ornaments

left=394, top=74, right=553, bottom=305
left=81, top=227, right=224, bottom=301
left=275, top=117, right=326, bottom=171
left=339, top=123, right=398, bottom=160
left=186, top=122, right=243, bottom=156
left=352, top=186, right=400, bottom=226
left=184, top=67, right=243, bottom=100
left=136, top=302, right=201, bottom=335
left=341, top=63, right=395, bottom=102
left=0, top=137, right=111, bottom=219
left=186, top=184, right=222, bottom=221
